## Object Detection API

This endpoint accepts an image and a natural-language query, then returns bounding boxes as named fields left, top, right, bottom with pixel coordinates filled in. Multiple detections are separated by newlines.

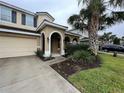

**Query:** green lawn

left=68, top=54, right=124, bottom=93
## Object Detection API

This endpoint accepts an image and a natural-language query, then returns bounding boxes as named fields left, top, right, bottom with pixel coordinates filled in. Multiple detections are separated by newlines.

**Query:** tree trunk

left=88, top=14, right=99, bottom=56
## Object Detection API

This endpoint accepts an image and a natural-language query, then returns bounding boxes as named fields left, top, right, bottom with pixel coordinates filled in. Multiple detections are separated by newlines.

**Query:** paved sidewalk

left=0, top=56, right=81, bottom=93
left=45, top=56, right=68, bottom=65
left=99, top=51, right=124, bottom=56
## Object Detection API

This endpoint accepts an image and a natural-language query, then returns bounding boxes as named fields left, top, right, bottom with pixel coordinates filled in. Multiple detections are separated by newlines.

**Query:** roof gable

left=37, top=20, right=68, bottom=31
left=36, top=12, right=55, bottom=22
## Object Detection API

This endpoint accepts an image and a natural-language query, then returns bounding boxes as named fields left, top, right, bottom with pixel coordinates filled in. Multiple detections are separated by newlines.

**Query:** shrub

left=35, top=49, right=44, bottom=58
left=113, top=37, right=120, bottom=45
left=113, top=51, right=117, bottom=57
left=71, top=50, right=96, bottom=64
left=65, top=44, right=89, bottom=56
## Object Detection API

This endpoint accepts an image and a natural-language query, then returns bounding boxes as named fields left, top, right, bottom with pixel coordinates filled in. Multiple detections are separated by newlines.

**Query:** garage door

left=0, top=35, right=38, bottom=58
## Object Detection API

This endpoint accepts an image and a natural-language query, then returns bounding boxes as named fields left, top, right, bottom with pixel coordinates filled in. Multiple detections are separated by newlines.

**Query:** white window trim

left=0, top=5, right=12, bottom=22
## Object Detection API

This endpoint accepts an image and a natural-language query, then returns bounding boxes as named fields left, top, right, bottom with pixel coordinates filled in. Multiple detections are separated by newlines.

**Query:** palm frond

left=112, top=11, right=124, bottom=22
left=68, top=13, right=88, bottom=31
left=109, top=0, right=124, bottom=7
left=68, top=15, right=80, bottom=25
left=80, top=8, right=91, bottom=20
left=78, top=0, right=90, bottom=6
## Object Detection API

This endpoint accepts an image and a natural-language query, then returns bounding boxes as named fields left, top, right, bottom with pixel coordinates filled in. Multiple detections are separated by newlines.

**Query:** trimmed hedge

left=65, top=44, right=89, bottom=56
left=71, top=50, right=96, bottom=64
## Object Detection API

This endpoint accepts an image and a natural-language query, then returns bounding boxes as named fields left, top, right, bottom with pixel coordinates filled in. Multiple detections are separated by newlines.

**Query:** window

left=12, top=11, right=17, bottom=23
left=22, top=14, right=26, bottom=25
left=0, top=6, right=12, bottom=22
left=34, top=17, right=37, bottom=27
left=21, top=14, right=35, bottom=27
left=26, top=14, right=34, bottom=26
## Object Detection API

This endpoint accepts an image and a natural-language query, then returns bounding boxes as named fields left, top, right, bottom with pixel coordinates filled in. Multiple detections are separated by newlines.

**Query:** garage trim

left=0, top=28, right=40, bottom=36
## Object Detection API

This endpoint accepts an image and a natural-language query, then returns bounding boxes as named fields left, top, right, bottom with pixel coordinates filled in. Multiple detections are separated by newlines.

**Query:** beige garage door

left=0, top=35, right=38, bottom=58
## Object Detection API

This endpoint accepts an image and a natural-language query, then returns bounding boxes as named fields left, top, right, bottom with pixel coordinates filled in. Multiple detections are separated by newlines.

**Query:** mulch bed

left=51, top=57, right=101, bottom=78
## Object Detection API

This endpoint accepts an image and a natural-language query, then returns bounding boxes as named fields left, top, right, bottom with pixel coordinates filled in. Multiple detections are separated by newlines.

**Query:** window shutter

left=12, top=11, right=16, bottom=23
left=22, top=14, right=26, bottom=25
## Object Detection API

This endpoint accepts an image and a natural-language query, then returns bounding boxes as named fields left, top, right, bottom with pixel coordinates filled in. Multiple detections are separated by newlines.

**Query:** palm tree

left=121, top=36, right=124, bottom=45
left=68, top=0, right=124, bottom=55
left=110, top=34, right=116, bottom=43
left=99, top=32, right=111, bottom=44
left=99, top=32, right=116, bottom=44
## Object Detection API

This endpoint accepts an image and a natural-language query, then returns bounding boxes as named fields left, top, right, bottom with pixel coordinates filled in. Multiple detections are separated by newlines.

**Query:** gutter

left=0, top=28, right=40, bottom=36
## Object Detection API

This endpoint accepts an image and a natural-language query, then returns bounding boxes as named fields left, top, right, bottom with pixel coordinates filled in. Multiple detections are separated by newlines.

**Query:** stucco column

left=44, top=34, right=51, bottom=57
left=61, top=38, right=65, bottom=55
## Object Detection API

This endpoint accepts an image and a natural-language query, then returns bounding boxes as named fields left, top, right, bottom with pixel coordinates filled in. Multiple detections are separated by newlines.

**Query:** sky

left=1, top=0, right=124, bottom=37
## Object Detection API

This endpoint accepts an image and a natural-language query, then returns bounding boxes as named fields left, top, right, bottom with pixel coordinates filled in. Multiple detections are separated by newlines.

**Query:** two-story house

left=0, top=1, right=80, bottom=58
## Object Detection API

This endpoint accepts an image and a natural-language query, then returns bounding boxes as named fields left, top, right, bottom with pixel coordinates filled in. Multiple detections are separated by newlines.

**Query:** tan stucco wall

left=0, top=11, right=36, bottom=31
left=0, top=33, right=40, bottom=58
left=65, top=34, right=80, bottom=42
left=41, top=26, right=65, bottom=52
left=37, top=15, right=53, bottom=27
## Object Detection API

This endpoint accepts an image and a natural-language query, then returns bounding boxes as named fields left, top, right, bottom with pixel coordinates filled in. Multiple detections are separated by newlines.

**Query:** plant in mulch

left=51, top=50, right=101, bottom=78
left=35, top=49, right=44, bottom=59
left=35, top=49, right=54, bottom=61
left=113, top=51, right=117, bottom=57
left=71, top=50, right=96, bottom=65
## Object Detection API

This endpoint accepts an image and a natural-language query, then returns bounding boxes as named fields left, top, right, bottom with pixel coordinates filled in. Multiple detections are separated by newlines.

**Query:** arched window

left=73, top=38, right=78, bottom=44
left=65, top=36, right=70, bottom=44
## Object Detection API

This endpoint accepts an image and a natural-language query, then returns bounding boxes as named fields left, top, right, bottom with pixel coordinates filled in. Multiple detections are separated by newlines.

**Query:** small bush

left=113, top=51, right=117, bottom=57
left=35, top=49, right=44, bottom=59
left=71, top=50, right=96, bottom=64
left=65, top=44, right=89, bottom=56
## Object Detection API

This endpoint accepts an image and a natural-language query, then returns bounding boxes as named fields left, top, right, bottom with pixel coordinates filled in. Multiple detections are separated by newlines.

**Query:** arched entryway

left=41, top=33, right=45, bottom=53
left=51, top=33, right=61, bottom=56
left=73, top=38, right=78, bottom=44
left=65, top=36, right=70, bottom=44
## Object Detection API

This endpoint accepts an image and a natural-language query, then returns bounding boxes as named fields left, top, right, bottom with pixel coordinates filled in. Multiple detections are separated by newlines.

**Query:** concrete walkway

left=99, top=51, right=124, bottom=56
left=0, top=56, right=81, bottom=93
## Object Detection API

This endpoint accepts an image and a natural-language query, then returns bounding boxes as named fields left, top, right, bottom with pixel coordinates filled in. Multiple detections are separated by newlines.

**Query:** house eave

left=0, top=1, right=35, bottom=16
left=36, top=20, right=68, bottom=31
left=0, top=28, right=40, bottom=36
left=65, top=31, right=81, bottom=37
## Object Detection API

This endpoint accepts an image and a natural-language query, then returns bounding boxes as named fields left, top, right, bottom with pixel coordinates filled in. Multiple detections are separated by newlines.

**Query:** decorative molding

left=44, top=50, right=50, bottom=57
left=49, top=31, right=65, bottom=56
left=61, top=50, right=65, bottom=55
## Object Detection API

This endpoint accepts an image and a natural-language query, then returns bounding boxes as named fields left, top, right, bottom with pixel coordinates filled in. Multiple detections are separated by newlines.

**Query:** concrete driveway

left=0, top=56, right=80, bottom=93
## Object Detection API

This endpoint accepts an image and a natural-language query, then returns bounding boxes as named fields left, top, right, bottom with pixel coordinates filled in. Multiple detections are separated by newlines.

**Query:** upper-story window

left=0, top=6, right=12, bottom=22
left=21, top=13, right=36, bottom=27
left=0, top=5, right=17, bottom=23
left=26, top=14, right=34, bottom=26
left=0, top=5, right=36, bottom=27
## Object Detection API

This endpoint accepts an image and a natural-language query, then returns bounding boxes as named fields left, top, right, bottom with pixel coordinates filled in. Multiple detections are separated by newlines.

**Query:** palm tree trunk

left=88, top=14, right=99, bottom=56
